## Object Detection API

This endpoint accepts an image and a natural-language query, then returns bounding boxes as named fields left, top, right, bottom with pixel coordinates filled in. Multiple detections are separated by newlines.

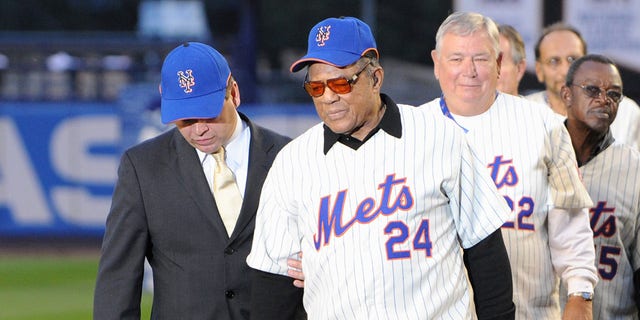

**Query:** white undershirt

left=449, top=112, right=484, bottom=132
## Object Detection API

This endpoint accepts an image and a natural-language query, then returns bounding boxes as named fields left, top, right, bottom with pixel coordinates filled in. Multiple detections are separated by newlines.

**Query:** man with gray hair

left=420, top=11, right=598, bottom=319
left=496, top=24, right=527, bottom=96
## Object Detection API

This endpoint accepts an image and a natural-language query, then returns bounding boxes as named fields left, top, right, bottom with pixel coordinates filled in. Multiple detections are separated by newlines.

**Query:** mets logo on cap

left=315, top=25, right=331, bottom=46
left=177, top=69, right=195, bottom=93
left=160, top=42, right=231, bottom=124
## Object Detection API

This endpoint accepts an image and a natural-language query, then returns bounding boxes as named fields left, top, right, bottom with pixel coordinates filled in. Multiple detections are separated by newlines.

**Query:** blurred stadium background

left=1, top=0, right=640, bottom=318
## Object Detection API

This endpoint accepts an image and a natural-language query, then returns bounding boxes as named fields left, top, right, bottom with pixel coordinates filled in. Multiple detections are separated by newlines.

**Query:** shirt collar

left=197, top=112, right=246, bottom=165
left=322, top=94, right=402, bottom=154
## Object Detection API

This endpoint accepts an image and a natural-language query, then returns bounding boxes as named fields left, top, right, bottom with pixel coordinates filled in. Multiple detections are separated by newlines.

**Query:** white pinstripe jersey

left=420, top=93, right=595, bottom=319
left=527, top=91, right=640, bottom=150
left=572, top=142, right=640, bottom=319
left=247, top=102, right=511, bottom=319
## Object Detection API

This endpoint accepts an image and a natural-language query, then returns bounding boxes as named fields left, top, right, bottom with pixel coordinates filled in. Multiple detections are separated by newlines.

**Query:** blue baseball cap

left=290, top=16, right=379, bottom=73
left=160, top=42, right=231, bottom=124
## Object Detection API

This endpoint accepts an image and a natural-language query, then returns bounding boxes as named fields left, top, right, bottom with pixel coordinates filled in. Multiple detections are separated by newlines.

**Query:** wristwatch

left=568, top=291, right=593, bottom=301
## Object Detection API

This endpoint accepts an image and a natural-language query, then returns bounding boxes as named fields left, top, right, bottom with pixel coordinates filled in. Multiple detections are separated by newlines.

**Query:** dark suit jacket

left=94, top=114, right=294, bottom=319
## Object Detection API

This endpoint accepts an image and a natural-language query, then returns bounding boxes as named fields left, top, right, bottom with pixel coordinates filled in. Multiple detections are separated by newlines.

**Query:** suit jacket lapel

left=171, top=128, right=229, bottom=237
left=168, top=117, right=280, bottom=241
left=231, top=115, right=276, bottom=239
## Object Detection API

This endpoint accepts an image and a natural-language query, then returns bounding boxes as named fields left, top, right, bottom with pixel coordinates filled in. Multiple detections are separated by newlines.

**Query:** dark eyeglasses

left=303, top=61, right=370, bottom=97
left=571, top=84, right=623, bottom=103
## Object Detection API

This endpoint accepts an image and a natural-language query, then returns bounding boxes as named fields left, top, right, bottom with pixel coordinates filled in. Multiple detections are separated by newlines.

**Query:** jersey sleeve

left=633, top=202, right=640, bottom=273
left=446, top=127, right=512, bottom=249
left=544, top=113, right=594, bottom=209
left=548, top=207, right=597, bottom=293
left=542, top=111, right=598, bottom=291
left=611, top=97, right=640, bottom=150
left=246, top=151, right=301, bottom=276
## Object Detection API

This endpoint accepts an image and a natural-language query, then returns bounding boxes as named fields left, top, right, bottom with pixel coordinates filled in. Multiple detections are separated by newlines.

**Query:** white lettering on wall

left=51, top=115, right=120, bottom=184
left=50, top=115, right=120, bottom=226
left=0, top=117, right=52, bottom=224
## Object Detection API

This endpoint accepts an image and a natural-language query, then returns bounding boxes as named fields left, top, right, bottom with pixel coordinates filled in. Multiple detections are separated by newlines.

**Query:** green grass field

left=0, top=254, right=152, bottom=320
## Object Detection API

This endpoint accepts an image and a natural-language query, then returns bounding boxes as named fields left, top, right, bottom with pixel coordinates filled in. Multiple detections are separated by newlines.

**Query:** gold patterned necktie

left=212, top=147, right=243, bottom=236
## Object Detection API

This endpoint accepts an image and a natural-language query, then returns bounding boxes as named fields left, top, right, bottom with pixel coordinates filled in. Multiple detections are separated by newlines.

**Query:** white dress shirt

left=196, top=113, right=251, bottom=197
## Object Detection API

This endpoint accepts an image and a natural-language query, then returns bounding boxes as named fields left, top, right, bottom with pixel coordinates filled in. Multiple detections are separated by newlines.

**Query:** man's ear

left=496, top=52, right=503, bottom=78
left=535, top=61, right=545, bottom=83
left=431, top=50, right=440, bottom=80
left=372, top=68, right=384, bottom=92
left=516, top=59, right=527, bottom=83
left=560, top=85, right=572, bottom=107
left=230, top=81, right=241, bottom=107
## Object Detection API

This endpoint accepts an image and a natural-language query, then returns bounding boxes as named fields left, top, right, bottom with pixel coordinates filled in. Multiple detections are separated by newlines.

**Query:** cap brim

left=161, top=88, right=225, bottom=124
left=290, top=51, right=362, bottom=73
left=289, top=48, right=379, bottom=72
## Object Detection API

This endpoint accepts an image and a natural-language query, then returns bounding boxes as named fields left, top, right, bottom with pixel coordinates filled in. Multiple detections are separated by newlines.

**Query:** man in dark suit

left=93, top=42, right=298, bottom=319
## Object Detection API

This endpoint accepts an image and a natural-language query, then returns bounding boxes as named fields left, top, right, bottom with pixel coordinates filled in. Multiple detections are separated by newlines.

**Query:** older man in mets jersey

left=420, top=12, right=598, bottom=320
left=561, top=54, right=640, bottom=319
left=247, top=16, right=515, bottom=320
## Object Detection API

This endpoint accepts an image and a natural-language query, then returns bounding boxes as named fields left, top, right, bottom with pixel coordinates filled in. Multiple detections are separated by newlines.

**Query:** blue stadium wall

left=0, top=101, right=318, bottom=238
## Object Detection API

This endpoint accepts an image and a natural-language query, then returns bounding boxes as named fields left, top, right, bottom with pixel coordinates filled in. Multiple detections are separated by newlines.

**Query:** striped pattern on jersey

left=578, top=143, right=640, bottom=319
left=247, top=103, right=511, bottom=320
left=610, top=97, right=640, bottom=150
left=420, top=93, right=594, bottom=319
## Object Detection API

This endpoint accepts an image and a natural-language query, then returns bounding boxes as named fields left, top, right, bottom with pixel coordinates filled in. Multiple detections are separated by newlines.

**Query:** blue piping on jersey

left=439, top=91, right=500, bottom=133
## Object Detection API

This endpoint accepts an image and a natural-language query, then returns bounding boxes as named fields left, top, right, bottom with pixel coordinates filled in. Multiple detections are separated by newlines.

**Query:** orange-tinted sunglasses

left=303, top=61, right=370, bottom=97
